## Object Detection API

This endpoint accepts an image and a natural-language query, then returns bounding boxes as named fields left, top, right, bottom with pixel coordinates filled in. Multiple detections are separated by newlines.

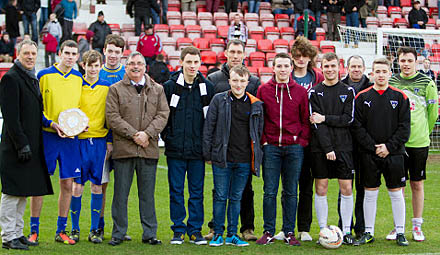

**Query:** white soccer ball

left=318, top=225, right=343, bottom=249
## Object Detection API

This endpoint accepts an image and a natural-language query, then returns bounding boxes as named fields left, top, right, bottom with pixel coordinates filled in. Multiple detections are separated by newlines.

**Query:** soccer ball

left=318, top=225, right=343, bottom=249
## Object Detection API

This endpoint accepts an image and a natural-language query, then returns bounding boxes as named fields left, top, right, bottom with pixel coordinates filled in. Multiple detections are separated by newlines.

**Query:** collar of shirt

left=230, top=93, right=248, bottom=102
left=130, top=76, right=146, bottom=86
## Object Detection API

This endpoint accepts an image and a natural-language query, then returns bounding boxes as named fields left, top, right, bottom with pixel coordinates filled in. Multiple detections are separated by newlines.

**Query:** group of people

left=0, top=34, right=437, bottom=251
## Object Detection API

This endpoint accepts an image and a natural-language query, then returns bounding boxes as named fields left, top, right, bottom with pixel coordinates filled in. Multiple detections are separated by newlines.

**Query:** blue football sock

left=70, top=196, right=82, bottom=231
left=98, top=216, right=105, bottom=230
left=30, top=217, right=40, bottom=234
left=56, top=216, right=68, bottom=234
left=90, top=193, right=103, bottom=231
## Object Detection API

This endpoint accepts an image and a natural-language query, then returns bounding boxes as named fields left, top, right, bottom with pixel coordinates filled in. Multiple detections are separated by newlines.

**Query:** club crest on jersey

left=414, top=88, right=420, bottom=94
left=339, top=95, right=347, bottom=103
left=390, top=100, right=398, bottom=109
left=364, top=101, right=371, bottom=107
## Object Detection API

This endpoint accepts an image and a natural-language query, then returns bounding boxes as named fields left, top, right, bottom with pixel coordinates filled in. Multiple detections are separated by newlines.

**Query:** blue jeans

left=248, top=0, right=260, bottom=13
left=213, top=163, right=251, bottom=235
left=167, top=158, right=205, bottom=235
left=345, top=12, right=359, bottom=45
left=262, top=144, right=304, bottom=234
left=39, top=7, right=49, bottom=31
left=22, top=13, right=38, bottom=43
left=151, top=8, right=160, bottom=24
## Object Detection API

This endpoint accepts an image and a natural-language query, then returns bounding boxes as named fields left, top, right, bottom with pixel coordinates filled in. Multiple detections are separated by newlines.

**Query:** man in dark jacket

left=325, top=0, right=344, bottom=41
left=148, top=53, right=170, bottom=84
left=18, top=0, right=40, bottom=43
left=408, top=1, right=428, bottom=29
left=296, top=15, right=317, bottom=40
left=162, top=46, right=215, bottom=245
left=0, top=40, right=53, bottom=250
left=206, top=39, right=261, bottom=241
left=2, top=0, right=20, bottom=45
left=0, top=33, right=15, bottom=62
left=88, top=11, right=112, bottom=54
left=203, top=65, right=264, bottom=247
left=344, top=0, right=363, bottom=47
left=342, top=55, right=371, bottom=93
left=127, top=0, right=160, bottom=36
left=419, top=58, right=435, bottom=80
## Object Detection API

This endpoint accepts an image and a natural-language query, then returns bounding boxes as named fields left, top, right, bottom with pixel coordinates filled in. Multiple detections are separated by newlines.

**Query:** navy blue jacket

left=162, top=70, right=215, bottom=159
left=203, top=91, right=264, bottom=176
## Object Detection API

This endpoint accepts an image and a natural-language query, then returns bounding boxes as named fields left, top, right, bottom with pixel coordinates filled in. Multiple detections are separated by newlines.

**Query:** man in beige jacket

left=105, top=51, right=170, bottom=246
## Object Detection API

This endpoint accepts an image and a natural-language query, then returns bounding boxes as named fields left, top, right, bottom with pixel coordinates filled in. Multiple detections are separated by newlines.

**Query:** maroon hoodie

left=257, top=76, right=310, bottom=147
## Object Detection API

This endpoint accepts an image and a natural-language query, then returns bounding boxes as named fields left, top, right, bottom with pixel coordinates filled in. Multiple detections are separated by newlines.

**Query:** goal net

left=338, top=25, right=440, bottom=151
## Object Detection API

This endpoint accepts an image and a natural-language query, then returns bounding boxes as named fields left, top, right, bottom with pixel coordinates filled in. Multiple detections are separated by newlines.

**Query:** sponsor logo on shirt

left=364, top=101, right=371, bottom=107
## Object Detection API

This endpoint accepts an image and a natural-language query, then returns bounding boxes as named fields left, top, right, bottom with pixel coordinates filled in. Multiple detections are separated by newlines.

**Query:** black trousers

left=224, top=0, right=238, bottom=14
left=296, top=146, right=314, bottom=232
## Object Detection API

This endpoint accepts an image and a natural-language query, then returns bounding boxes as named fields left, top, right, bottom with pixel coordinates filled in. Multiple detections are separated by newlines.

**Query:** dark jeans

left=61, top=19, right=73, bottom=44
left=297, top=146, right=313, bottom=232
left=327, top=12, right=341, bottom=41
left=45, top=51, right=56, bottom=67
left=111, top=158, right=158, bottom=240
left=224, top=0, right=238, bottom=13
left=167, top=158, right=205, bottom=235
left=213, top=162, right=250, bottom=235
left=39, top=7, right=49, bottom=32
left=135, top=14, right=151, bottom=36
left=206, top=0, right=221, bottom=12
left=262, top=144, right=304, bottom=234
left=345, top=12, right=360, bottom=45
left=22, top=13, right=38, bottom=43
left=248, top=0, right=260, bottom=13
left=144, top=56, right=155, bottom=72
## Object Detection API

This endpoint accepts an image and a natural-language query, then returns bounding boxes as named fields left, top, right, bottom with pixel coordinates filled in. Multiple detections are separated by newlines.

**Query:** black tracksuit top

left=309, top=81, right=355, bottom=153
left=352, top=85, right=411, bottom=155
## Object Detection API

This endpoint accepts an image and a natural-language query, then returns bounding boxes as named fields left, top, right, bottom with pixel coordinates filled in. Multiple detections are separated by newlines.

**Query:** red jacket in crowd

left=42, top=33, right=58, bottom=53
left=257, top=76, right=311, bottom=147
left=136, top=32, right=162, bottom=58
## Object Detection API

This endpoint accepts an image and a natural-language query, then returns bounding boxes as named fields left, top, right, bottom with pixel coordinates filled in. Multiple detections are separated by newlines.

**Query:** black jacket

left=352, top=86, right=410, bottom=155
left=203, top=91, right=264, bottom=176
left=344, top=0, right=363, bottom=14
left=309, top=81, right=355, bottom=153
left=126, top=0, right=160, bottom=17
left=88, top=20, right=112, bottom=50
left=207, top=63, right=261, bottom=96
left=149, top=61, right=170, bottom=84
left=2, top=4, right=20, bottom=38
left=18, top=0, right=40, bottom=15
left=408, top=8, right=428, bottom=29
left=293, top=0, right=308, bottom=13
left=419, top=69, right=435, bottom=81
left=296, top=15, right=316, bottom=38
left=341, top=74, right=371, bottom=93
left=325, top=0, right=344, bottom=13
left=0, top=63, right=54, bottom=196
left=309, top=0, right=322, bottom=12
left=162, top=70, right=215, bottom=159
left=0, top=39, right=15, bottom=56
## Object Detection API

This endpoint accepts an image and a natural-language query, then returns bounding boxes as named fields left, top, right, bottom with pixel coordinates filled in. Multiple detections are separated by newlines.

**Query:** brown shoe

left=203, top=228, right=214, bottom=241
left=242, top=229, right=258, bottom=241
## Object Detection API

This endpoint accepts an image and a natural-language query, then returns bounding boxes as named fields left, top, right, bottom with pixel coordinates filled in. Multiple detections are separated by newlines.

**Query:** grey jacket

left=203, top=91, right=264, bottom=176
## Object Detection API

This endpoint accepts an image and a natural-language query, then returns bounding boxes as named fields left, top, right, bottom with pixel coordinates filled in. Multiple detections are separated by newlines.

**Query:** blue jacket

left=203, top=91, right=264, bottom=176
left=61, top=0, right=77, bottom=20
left=162, top=70, right=215, bottom=159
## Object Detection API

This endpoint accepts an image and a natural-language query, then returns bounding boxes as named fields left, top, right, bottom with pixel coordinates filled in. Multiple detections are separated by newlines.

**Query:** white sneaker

left=273, top=231, right=285, bottom=240
left=386, top=229, right=396, bottom=240
left=412, top=227, right=425, bottom=242
left=299, top=232, right=313, bottom=241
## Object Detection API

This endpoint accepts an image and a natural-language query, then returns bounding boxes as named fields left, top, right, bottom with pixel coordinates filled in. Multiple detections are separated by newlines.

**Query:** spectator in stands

left=206, top=0, right=220, bottom=13
left=308, top=0, right=322, bottom=27
left=151, top=0, right=166, bottom=24
left=359, top=0, right=378, bottom=28
left=42, top=29, right=58, bottom=67
left=88, top=11, right=112, bottom=55
left=137, top=24, right=162, bottom=71
left=127, top=0, right=160, bottom=36
left=343, top=0, right=363, bottom=48
left=228, top=14, right=249, bottom=43
left=39, top=0, right=49, bottom=32
left=408, top=0, right=428, bottom=29
left=76, top=31, right=92, bottom=74
left=248, top=0, right=260, bottom=13
left=18, top=0, right=40, bottom=43
left=296, top=14, right=317, bottom=40
left=181, top=0, right=196, bottom=12
left=292, top=0, right=307, bottom=30
left=2, top=0, right=20, bottom=46
left=419, top=58, right=436, bottom=80
left=47, top=13, right=62, bottom=50
left=207, top=62, right=222, bottom=76
left=60, top=0, right=78, bottom=44
left=0, top=33, right=14, bottom=63
left=149, top=53, right=170, bottom=84
left=273, top=0, right=294, bottom=16
left=325, top=0, right=343, bottom=41
left=224, top=0, right=238, bottom=13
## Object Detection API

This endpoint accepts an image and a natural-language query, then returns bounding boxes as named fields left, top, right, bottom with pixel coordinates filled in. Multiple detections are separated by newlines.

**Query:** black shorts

left=404, top=147, right=428, bottom=181
left=360, top=153, right=406, bottom=189
left=311, top=151, right=354, bottom=180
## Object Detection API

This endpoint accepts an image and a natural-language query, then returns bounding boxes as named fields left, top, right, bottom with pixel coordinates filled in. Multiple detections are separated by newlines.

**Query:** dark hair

left=145, top=24, right=153, bottom=30
left=290, top=36, right=317, bottom=69
left=104, top=34, right=125, bottom=51
left=273, top=52, right=293, bottom=67
left=180, top=46, right=200, bottom=61
left=229, top=65, right=250, bottom=78
left=397, top=47, right=417, bottom=59
left=60, top=40, right=78, bottom=52
left=156, top=53, right=165, bottom=62
left=372, top=57, right=391, bottom=70
left=83, top=50, right=103, bottom=66
left=347, top=55, right=365, bottom=68
left=322, top=52, right=339, bottom=63
left=226, top=39, right=245, bottom=51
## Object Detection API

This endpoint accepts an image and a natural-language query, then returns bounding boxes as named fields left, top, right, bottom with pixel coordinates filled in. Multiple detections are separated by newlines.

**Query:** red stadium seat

left=275, top=14, right=290, bottom=28
left=218, top=51, right=227, bottom=63
left=245, top=13, right=259, bottom=28
left=426, top=18, right=436, bottom=29
left=388, top=6, right=402, bottom=16
left=210, top=38, right=225, bottom=54
left=186, top=25, right=202, bottom=40
left=249, top=26, right=264, bottom=40
left=162, top=37, right=177, bottom=52
left=431, top=44, right=440, bottom=53
left=170, top=25, right=185, bottom=40
left=217, top=26, right=229, bottom=39
left=247, top=66, right=258, bottom=77
left=228, top=12, right=244, bottom=23
left=316, top=27, right=326, bottom=42
left=193, top=38, right=210, bottom=51
left=176, top=37, right=193, bottom=51
left=127, top=36, right=139, bottom=52
left=266, top=52, right=277, bottom=68
left=310, top=40, right=320, bottom=51
left=258, top=67, right=273, bottom=83
left=108, top=24, right=121, bottom=34
left=73, top=22, right=87, bottom=35
left=182, top=11, right=197, bottom=26
left=321, top=44, right=335, bottom=53
left=366, top=17, right=379, bottom=29
left=122, top=23, right=135, bottom=33
left=154, top=24, right=169, bottom=41
left=260, top=13, right=275, bottom=28
left=259, top=2, right=272, bottom=15
left=377, top=6, right=388, bottom=19
left=167, top=11, right=182, bottom=26
left=257, top=39, right=274, bottom=53
left=380, top=17, right=393, bottom=27
left=214, top=12, right=229, bottom=26
left=265, top=26, right=280, bottom=41
left=401, top=0, right=412, bottom=6
left=245, top=39, right=257, bottom=57
left=169, top=50, right=181, bottom=69
left=250, top=52, right=266, bottom=67
left=202, top=25, right=218, bottom=39
left=168, top=0, right=180, bottom=11
left=394, top=18, right=408, bottom=28
left=0, top=62, right=13, bottom=80
left=198, top=12, right=213, bottom=27
left=197, top=5, right=207, bottom=13
left=280, top=27, right=295, bottom=42
left=201, top=51, right=217, bottom=65
left=199, top=65, right=208, bottom=76
left=273, top=39, right=289, bottom=53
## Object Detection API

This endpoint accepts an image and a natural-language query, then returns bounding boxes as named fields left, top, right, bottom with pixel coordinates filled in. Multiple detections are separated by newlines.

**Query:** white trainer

left=412, top=227, right=425, bottom=242
left=299, top=232, right=313, bottom=241
left=386, top=229, right=396, bottom=240
left=273, top=231, right=285, bottom=240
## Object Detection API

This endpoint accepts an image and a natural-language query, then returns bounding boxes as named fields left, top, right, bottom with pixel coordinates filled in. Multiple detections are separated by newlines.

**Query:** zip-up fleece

left=257, top=76, right=310, bottom=147
left=203, top=91, right=264, bottom=176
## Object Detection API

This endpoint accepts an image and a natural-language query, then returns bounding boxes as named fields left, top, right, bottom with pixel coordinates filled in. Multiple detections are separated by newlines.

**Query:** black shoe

left=18, top=236, right=38, bottom=246
left=396, top=233, right=409, bottom=246
left=343, top=234, right=360, bottom=246
left=96, top=228, right=104, bottom=240
left=108, top=237, right=123, bottom=246
left=2, top=238, right=29, bottom=250
left=142, top=237, right=162, bottom=245
left=358, top=232, right=375, bottom=245
left=124, top=234, right=132, bottom=241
